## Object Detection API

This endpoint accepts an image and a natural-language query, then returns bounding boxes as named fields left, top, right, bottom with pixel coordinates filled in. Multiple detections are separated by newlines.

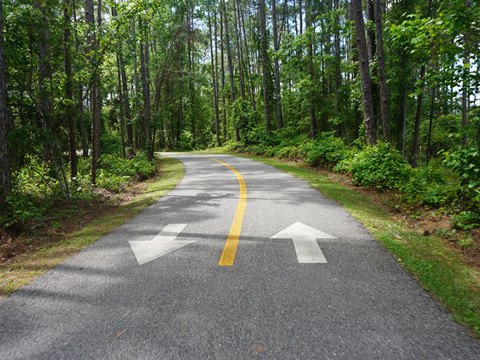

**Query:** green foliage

left=301, top=133, right=350, bottom=168
left=350, top=143, right=412, bottom=190
left=178, top=130, right=194, bottom=151
left=0, top=193, right=47, bottom=228
left=101, top=132, right=124, bottom=155
left=443, top=148, right=480, bottom=227
left=451, top=211, right=480, bottom=231
left=97, top=154, right=156, bottom=192
left=400, top=165, right=458, bottom=206
left=12, top=155, right=60, bottom=197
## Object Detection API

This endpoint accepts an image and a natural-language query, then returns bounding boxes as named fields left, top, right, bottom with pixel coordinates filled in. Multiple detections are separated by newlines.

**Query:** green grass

left=0, top=157, right=184, bottom=297
left=245, top=155, right=480, bottom=338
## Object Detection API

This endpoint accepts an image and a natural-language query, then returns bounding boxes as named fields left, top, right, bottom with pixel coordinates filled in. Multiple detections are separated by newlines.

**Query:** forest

left=0, top=0, right=479, bottom=233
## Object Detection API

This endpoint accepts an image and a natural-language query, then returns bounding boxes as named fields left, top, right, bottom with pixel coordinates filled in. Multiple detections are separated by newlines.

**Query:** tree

left=259, top=0, right=272, bottom=132
left=0, top=0, right=10, bottom=210
left=374, top=0, right=390, bottom=141
left=85, top=0, right=101, bottom=184
left=351, top=0, right=376, bottom=145
left=271, top=0, right=284, bottom=129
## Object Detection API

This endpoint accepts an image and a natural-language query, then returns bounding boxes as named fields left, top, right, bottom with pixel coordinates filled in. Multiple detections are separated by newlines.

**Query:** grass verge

left=0, top=157, right=184, bottom=297
left=246, top=155, right=480, bottom=338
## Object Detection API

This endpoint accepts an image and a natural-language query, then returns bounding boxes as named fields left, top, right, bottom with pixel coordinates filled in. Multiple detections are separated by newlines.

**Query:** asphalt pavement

left=1, top=154, right=479, bottom=359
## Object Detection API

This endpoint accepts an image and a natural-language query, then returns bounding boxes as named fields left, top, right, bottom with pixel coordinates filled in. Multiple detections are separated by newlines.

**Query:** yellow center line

left=210, top=158, right=247, bottom=267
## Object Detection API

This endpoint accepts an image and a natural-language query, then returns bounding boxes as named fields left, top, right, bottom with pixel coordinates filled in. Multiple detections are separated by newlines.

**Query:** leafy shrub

left=0, top=193, right=46, bottom=228
left=443, top=147, right=480, bottom=209
left=178, top=130, right=194, bottom=150
left=333, top=157, right=354, bottom=174
left=451, top=211, right=480, bottom=231
left=302, top=133, right=349, bottom=168
left=96, top=154, right=156, bottom=192
left=350, top=143, right=411, bottom=190
left=12, top=155, right=60, bottom=196
left=96, top=170, right=130, bottom=193
left=274, top=145, right=303, bottom=160
left=102, top=132, right=124, bottom=155
left=400, top=166, right=458, bottom=206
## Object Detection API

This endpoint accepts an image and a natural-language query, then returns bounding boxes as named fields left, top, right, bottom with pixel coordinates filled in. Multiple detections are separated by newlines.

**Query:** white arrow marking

left=271, top=222, right=336, bottom=263
left=129, top=224, right=192, bottom=265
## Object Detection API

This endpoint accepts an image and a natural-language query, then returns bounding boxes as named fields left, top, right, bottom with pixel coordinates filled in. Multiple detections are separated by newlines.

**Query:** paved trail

left=1, top=154, right=479, bottom=359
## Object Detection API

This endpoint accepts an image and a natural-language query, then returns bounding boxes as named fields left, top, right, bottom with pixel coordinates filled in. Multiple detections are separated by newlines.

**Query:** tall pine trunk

left=0, top=0, right=10, bottom=211
left=271, top=0, right=284, bottom=129
left=208, top=8, right=221, bottom=146
left=139, top=17, right=153, bottom=161
left=374, top=0, right=390, bottom=140
left=85, top=0, right=101, bottom=184
left=351, top=0, right=376, bottom=145
left=63, top=0, right=77, bottom=180
left=259, top=0, right=272, bottom=132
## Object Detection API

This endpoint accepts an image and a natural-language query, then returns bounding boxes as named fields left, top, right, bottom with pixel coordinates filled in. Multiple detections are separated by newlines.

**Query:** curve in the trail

left=210, top=158, right=247, bottom=266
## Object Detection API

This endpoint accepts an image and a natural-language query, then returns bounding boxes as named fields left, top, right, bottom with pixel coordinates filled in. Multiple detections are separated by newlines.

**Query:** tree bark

left=220, top=5, right=227, bottom=140
left=85, top=0, right=101, bottom=184
left=461, top=0, right=471, bottom=146
left=374, top=0, right=390, bottom=140
left=271, top=0, right=284, bottom=129
left=0, top=0, right=10, bottom=210
left=139, top=17, right=153, bottom=161
left=351, top=0, right=376, bottom=145
left=306, top=0, right=317, bottom=138
left=208, top=8, right=221, bottom=146
left=222, top=0, right=239, bottom=141
left=63, top=0, right=77, bottom=180
left=259, top=0, right=272, bottom=132
left=411, top=65, right=425, bottom=167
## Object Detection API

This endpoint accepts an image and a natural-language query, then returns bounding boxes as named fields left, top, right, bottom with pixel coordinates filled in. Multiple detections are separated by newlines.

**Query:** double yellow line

left=210, top=159, right=247, bottom=267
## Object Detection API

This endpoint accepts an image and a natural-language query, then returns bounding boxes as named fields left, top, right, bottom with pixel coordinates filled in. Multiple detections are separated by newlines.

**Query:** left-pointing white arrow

left=271, top=222, right=336, bottom=263
left=129, top=224, right=192, bottom=265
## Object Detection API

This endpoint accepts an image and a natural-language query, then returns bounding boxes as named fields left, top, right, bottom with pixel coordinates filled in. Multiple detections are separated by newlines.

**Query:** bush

left=302, top=133, right=350, bottom=168
left=0, top=193, right=47, bottom=228
left=451, top=211, right=480, bottom=231
left=400, top=166, right=458, bottom=206
left=96, top=154, right=156, bottom=192
left=274, top=145, right=303, bottom=160
left=102, top=132, right=124, bottom=155
left=443, top=148, right=480, bottom=210
left=350, top=143, right=411, bottom=190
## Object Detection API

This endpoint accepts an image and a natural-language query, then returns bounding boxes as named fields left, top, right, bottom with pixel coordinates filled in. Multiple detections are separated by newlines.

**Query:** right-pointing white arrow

left=271, top=222, right=336, bottom=263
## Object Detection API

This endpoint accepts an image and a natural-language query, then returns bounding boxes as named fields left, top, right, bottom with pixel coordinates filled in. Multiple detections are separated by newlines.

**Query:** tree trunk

left=220, top=5, right=227, bottom=140
left=233, top=0, right=245, bottom=99
left=72, top=0, right=88, bottom=157
left=222, top=0, right=238, bottom=141
left=85, top=0, right=101, bottom=184
left=116, top=52, right=126, bottom=158
left=306, top=0, right=317, bottom=138
left=139, top=17, right=153, bottom=161
left=259, top=0, right=272, bottom=132
left=461, top=0, right=471, bottom=146
left=63, top=0, right=77, bottom=180
left=365, top=0, right=379, bottom=132
left=426, top=87, right=435, bottom=162
left=411, top=65, right=425, bottom=167
left=186, top=5, right=196, bottom=148
left=0, top=0, right=10, bottom=210
left=333, top=0, right=342, bottom=115
left=271, top=0, right=284, bottom=129
left=208, top=8, right=221, bottom=146
left=374, top=0, right=390, bottom=141
left=351, top=0, right=376, bottom=145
